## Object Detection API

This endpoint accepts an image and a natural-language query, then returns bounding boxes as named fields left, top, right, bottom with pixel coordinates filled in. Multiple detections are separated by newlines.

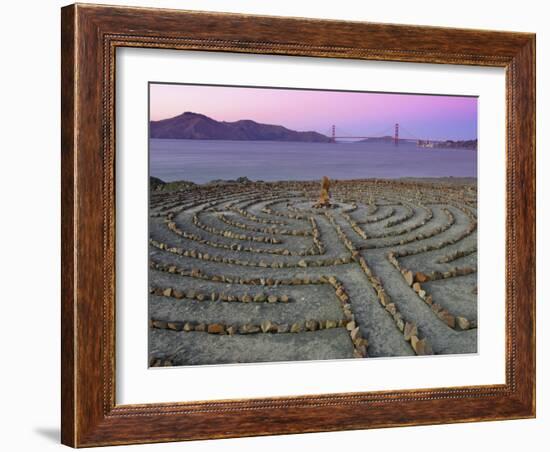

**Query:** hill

left=150, top=112, right=331, bottom=142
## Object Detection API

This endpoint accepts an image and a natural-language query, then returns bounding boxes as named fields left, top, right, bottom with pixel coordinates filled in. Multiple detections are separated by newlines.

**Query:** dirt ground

left=148, top=178, right=477, bottom=366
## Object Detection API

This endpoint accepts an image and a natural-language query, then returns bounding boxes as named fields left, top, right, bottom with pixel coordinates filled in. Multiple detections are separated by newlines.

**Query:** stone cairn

left=313, top=176, right=332, bottom=208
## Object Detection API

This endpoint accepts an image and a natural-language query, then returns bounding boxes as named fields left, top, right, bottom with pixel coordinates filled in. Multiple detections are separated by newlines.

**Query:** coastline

left=150, top=176, right=478, bottom=191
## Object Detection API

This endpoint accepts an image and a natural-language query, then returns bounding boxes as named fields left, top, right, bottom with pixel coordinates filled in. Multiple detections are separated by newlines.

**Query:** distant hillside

left=150, top=112, right=331, bottom=143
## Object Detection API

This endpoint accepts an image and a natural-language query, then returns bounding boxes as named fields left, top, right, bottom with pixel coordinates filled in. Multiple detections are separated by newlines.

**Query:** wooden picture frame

left=61, top=3, right=535, bottom=447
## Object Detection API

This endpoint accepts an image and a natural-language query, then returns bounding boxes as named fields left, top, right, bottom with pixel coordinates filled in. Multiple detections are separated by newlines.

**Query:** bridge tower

left=394, top=123, right=399, bottom=146
left=331, top=125, right=336, bottom=143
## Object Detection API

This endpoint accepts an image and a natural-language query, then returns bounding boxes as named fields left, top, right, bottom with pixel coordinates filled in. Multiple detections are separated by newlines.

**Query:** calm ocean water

left=149, top=139, right=477, bottom=184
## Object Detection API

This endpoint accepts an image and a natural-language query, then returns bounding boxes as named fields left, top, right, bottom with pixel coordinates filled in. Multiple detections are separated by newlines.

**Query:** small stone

left=404, top=322, right=418, bottom=341
left=183, top=322, right=194, bottom=332
left=196, top=293, right=205, bottom=301
left=456, top=316, right=471, bottom=330
left=346, top=321, right=356, bottom=331
left=167, top=321, right=182, bottom=331
left=267, top=295, right=278, bottom=303
left=163, top=288, right=173, bottom=297
left=280, top=295, right=290, bottom=303
left=173, top=289, right=184, bottom=299
left=379, top=291, right=390, bottom=306
left=439, top=311, right=456, bottom=328
left=418, top=290, right=426, bottom=299
left=207, top=323, right=225, bottom=334
left=411, top=336, right=433, bottom=355
left=277, top=324, right=290, bottom=333
left=414, top=272, right=430, bottom=283
left=194, top=323, right=206, bottom=332
left=412, top=282, right=422, bottom=293
left=290, top=322, right=303, bottom=333
left=305, top=320, right=319, bottom=331
left=253, top=293, right=266, bottom=302
left=298, top=259, right=308, bottom=268
left=385, top=303, right=397, bottom=316
left=395, top=317, right=405, bottom=332
left=355, top=344, right=368, bottom=358
left=403, top=270, right=414, bottom=286
left=226, top=325, right=237, bottom=335
left=152, top=320, right=167, bottom=329
left=242, top=294, right=253, bottom=303
left=325, top=320, right=338, bottom=329
left=246, top=324, right=261, bottom=334
left=350, top=327, right=361, bottom=341
left=261, top=320, right=273, bottom=333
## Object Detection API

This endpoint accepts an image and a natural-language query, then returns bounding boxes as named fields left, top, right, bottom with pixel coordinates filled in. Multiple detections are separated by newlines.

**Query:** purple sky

left=150, top=83, right=477, bottom=141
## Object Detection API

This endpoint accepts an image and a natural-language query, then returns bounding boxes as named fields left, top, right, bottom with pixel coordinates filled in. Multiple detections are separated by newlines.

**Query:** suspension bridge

left=325, top=123, right=423, bottom=145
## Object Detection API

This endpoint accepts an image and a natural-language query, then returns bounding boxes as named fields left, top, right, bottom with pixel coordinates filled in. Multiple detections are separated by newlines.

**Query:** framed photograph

left=61, top=3, right=536, bottom=447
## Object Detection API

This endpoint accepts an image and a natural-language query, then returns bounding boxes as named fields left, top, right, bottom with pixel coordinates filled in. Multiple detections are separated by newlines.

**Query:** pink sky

left=150, top=83, right=477, bottom=141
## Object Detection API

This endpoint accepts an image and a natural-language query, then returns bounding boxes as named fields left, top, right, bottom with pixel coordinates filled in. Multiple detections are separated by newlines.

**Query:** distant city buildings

left=417, top=139, right=477, bottom=150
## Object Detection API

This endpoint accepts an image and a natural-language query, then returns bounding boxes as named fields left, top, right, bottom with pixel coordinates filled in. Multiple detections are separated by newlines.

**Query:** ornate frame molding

left=61, top=4, right=535, bottom=447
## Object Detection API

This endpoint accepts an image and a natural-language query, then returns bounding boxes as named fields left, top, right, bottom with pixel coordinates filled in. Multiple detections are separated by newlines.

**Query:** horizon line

left=149, top=110, right=478, bottom=143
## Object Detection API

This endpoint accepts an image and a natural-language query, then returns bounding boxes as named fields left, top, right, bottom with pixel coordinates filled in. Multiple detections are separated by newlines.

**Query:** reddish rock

left=439, top=311, right=456, bottom=328
left=207, top=323, right=225, bottom=334
left=411, top=336, right=433, bottom=355
left=414, top=272, right=430, bottom=283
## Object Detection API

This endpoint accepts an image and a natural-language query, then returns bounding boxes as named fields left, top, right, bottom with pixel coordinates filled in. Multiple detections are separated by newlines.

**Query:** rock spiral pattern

left=149, top=179, right=477, bottom=366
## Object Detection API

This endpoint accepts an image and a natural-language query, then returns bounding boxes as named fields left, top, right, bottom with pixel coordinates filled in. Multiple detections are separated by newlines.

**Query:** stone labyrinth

left=149, top=179, right=478, bottom=366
